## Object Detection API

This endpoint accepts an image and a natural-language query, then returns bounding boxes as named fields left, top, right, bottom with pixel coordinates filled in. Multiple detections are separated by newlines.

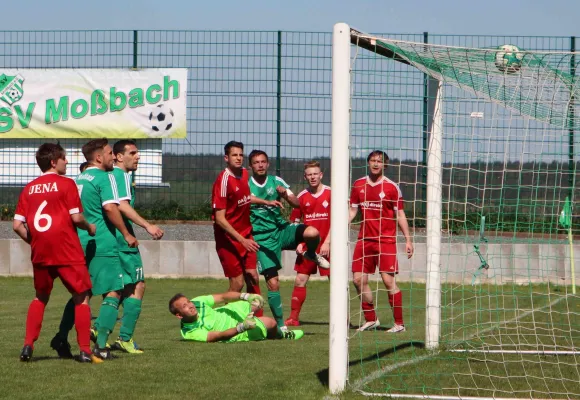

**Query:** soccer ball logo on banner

left=494, top=44, right=524, bottom=74
left=148, top=103, right=175, bottom=137
left=0, top=74, right=25, bottom=106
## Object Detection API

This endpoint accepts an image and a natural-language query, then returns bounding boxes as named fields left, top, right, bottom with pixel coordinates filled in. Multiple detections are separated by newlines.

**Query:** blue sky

left=3, top=0, right=579, bottom=36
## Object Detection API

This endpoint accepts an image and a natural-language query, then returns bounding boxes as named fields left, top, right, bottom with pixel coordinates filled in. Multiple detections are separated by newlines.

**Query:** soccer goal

left=329, top=23, right=580, bottom=398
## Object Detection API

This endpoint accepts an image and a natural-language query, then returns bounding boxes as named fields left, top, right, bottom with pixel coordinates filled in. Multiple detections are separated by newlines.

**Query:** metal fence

left=0, top=30, right=578, bottom=223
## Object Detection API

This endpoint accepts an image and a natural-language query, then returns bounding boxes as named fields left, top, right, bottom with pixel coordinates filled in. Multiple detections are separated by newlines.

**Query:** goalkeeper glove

left=236, top=313, right=257, bottom=333
left=240, top=293, right=264, bottom=309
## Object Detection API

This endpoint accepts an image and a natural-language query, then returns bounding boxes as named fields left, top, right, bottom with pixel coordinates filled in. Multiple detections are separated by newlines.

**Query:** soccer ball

left=8, top=88, right=22, bottom=102
left=494, top=44, right=524, bottom=74
left=148, top=104, right=175, bottom=137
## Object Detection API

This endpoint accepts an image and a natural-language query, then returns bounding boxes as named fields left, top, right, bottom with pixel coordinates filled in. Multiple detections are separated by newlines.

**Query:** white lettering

left=305, top=212, right=329, bottom=219
left=360, top=201, right=383, bottom=209
left=237, top=195, right=251, bottom=206
left=28, top=182, right=59, bottom=195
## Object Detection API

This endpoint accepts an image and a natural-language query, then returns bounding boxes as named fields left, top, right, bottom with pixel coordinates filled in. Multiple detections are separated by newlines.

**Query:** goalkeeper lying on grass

left=169, top=292, right=304, bottom=343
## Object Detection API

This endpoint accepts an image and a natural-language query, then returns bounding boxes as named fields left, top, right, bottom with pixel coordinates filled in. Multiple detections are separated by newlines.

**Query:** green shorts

left=119, top=250, right=144, bottom=285
left=86, top=255, right=124, bottom=296
left=255, top=224, right=301, bottom=274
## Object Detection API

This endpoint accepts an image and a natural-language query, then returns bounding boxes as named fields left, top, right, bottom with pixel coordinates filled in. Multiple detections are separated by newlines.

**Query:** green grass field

left=1, top=277, right=579, bottom=400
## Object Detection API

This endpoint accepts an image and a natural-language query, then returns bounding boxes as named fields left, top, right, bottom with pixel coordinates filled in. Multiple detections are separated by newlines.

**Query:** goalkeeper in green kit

left=168, top=292, right=304, bottom=343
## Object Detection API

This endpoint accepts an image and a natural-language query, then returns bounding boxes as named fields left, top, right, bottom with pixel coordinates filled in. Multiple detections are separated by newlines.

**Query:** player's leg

left=259, top=316, right=304, bottom=341
left=55, top=263, right=101, bottom=363
left=217, top=243, right=245, bottom=292
left=286, top=270, right=310, bottom=326
left=352, top=241, right=380, bottom=331
left=264, top=268, right=285, bottom=329
left=256, top=233, right=286, bottom=328
left=90, top=256, right=124, bottom=358
left=115, top=251, right=145, bottom=353
left=21, top=266, right=53, bottom=361
left=378, top=243, right=404, bottom=332
left=242, top=237, right=263, bottom=317
left=294, top=224, right=329, bottom=268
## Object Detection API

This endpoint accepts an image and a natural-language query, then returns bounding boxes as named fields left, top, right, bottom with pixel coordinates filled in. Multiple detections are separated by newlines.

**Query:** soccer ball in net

left=148, top=104, right=175, bottom=137
left=494, top=44, right=524, bottom=74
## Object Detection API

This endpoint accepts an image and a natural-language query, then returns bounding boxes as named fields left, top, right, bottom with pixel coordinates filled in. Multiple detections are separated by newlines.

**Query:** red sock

left=247, top=281, right=263, bottom=318
left=289, top=286, right=307, bottom=321
left=389, top=291, right=404, bottom=325
left=24, top=299, right=46, bottom=347
left=74, top=303, right=92, bottom=354
left=361, top=301, right=376, bottom=322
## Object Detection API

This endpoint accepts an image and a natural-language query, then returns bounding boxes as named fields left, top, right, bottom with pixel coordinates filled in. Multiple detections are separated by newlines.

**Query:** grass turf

left=1, top=277, right=579, bottom=400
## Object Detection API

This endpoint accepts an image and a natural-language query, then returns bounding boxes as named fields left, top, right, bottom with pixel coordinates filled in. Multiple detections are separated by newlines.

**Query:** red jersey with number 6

left=14, top=173, right=86, bottom=266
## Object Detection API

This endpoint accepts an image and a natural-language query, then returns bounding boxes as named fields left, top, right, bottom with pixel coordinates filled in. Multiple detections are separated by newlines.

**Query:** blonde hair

left=303, top=160, right=321, bottom=170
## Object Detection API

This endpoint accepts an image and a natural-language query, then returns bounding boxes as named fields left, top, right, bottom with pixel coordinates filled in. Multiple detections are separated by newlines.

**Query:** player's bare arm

left=103, top=203, right=139, bottom=248
left=397, top=209, right=414, bottom=258
left=349, top=206, right=359, bottom=223
left=118, top=200, right=164, bottom=240
left=215, top=209, right=259, bottom=252
left=12, top=220, right=31, bottom=244
left=320, top=231, right=331, bottom=257
left=70, top=213, right=96, bottom=236
left=251, top=195, right=284, bottom=209
left=277, top=185, right=300, bottom=208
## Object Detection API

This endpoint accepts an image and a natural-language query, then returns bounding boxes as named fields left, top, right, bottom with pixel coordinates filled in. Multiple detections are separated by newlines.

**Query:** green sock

left=56, top=297, right=75, bottom=340
left=119, top=298, right=142, bottom=341
left=95, top=297, right=119, bottom=348
left=267, top=291, right=285, bottom=328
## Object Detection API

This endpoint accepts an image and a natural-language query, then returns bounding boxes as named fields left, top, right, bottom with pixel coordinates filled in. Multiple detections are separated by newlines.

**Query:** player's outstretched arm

left=103, top=203, right=139, bottom=247
left=12, top=220, right=31, bottom=244
left=118, top=200, right=164, bottom=240
left=70, top=213, right=96, bottom=236
left=251, top=195, right=283, bottom=209
left=212, top=292, right=263, bottom=308
left=397, top=209, right=414, bottom=258
left=276, top=186, right=300, bottom=208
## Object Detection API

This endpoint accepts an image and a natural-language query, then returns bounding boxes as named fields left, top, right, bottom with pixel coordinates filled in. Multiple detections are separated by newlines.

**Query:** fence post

left=132, top=30, right=138, bottom=185
left=570, top=36, right=576, bottom=198
left=421, top=31, right=429, bottom=223
left=276, top=31, right=282, bottom=176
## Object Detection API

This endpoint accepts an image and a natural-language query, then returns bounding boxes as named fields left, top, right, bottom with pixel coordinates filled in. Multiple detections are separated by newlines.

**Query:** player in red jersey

left=212, top=141, right=269, bottom=315
left=349, top=150, right=414, bottom=333
left=13, top=143, right=101, bottom=363
left=285, top=161, right=331, bottom=326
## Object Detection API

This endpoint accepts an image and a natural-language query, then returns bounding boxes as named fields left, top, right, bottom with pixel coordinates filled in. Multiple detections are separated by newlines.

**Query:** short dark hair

left=113, top=140, right=137, bottom=156
left=248, top=149, right=269, bottom=163
left=169, top=293, right=187, bottom=315
left=224, top=141, right=244, bottom=156
left=82, top=139, right=109, bottom=162
left=367, top=150, right=389, bottom=163
left=36, top=143, right=66, bottom=172
left=79, top=161, right=88, bottom=173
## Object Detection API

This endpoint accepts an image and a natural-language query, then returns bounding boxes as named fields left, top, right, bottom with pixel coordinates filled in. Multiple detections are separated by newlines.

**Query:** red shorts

left=351, top=241, right=398, bottom=274
left=32, top=263, right=92, bottom=296
left=294, top=253, right=331, bottom=277
left=216, top=237, right=257, bottom=278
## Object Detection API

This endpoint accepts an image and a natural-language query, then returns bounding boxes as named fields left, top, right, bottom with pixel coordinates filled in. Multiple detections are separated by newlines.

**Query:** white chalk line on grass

left=350, top=294, right=569, bottom=395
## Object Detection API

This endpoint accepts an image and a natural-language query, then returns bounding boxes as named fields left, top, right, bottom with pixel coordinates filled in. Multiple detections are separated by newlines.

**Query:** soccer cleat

left=282, top=329, right=304, bottom=340
left=386, top=324, right=406, bottom=333
left=284, top=318, right=301, bottom=327
left=19, top=345, right=33, bottom=362
left=50, top=335, right=74, bottom=359
left=111, top=338, right=143, bottom=354
left=303, top=251, right=330, bottom=269
left=357, top=320, right=380, bottom=332
left=92, top=347, right=113, bottom=360
left=90, top=327, right=111, bottom=349
left=79, top=350, right=104, bottom=364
